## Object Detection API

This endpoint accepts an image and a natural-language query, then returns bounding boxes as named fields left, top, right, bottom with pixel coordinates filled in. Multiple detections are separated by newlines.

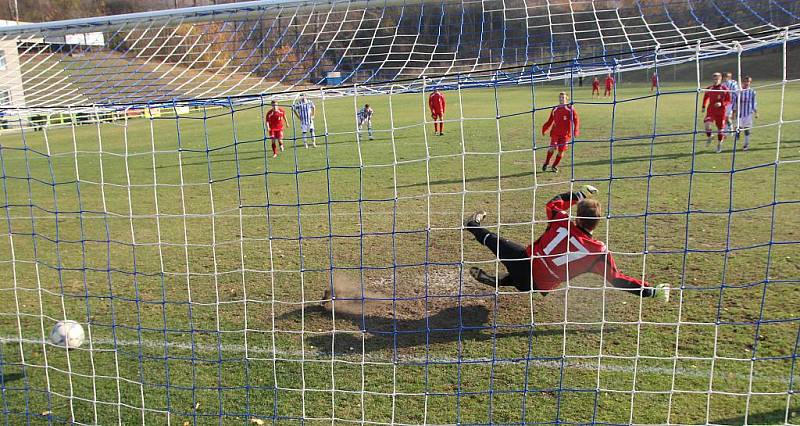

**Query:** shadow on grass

left=0, top=372, right=24, bottom=383
left=394, top=139, right=800, bottom=189
left=283, top=304, right=604, bottom=355
left=573, top=140, right=796, bottom=167
left=395, top=171, right=533, bottom=189
left=152, top=136, right=403, bottom=170
left=713, top=407, right=797, bottom=425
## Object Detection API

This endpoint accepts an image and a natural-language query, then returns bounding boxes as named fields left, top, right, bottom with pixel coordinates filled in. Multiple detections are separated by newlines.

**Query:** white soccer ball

left=49, top=320, right=85, bottom=349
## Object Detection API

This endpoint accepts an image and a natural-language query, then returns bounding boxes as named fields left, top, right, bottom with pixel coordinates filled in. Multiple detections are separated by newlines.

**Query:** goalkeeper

left=464, top=186, right=669, bottom=301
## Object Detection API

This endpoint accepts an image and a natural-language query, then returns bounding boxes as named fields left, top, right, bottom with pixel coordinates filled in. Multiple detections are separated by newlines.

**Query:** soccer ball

left=49, top=320, right=85, bottom=349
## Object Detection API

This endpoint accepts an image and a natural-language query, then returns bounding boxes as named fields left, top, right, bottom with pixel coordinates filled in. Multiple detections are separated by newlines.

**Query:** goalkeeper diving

left=464, top=186, right=669, bottom=301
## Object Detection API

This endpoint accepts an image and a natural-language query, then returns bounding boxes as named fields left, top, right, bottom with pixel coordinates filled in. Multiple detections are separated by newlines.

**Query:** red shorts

left=269, top=129, right=284, bottom=139
left=431, top=111, right=443, bottom=120
left=704, top=114, right=726, bottom=130
left=549, top=136, right=570, bottom=152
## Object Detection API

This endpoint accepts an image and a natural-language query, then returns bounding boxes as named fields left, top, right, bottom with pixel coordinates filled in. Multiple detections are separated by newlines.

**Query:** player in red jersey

left=266, top=100, right=289, bottom=158
left=650, top=72, right=659, bottom=92
left=464, top=187, right=669, bottom=301
left=604, top=73, right=615, bottom=97
left=541, top=92, right=579, bottom=173
left=591, top=77, right=600, bottom=98
left=702, top=72, right=732, bottom=153
left=428, top=89, right=446, bottom=136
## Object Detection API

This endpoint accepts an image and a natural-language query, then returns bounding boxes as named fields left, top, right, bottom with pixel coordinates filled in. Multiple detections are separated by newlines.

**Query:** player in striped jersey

left=357, top=104, right=374, bottom=140
left=732, top=76, right=758, bottom=151
left=723, top=72, right=739, bottom=132
left=292, top=94, right=316, bottom=148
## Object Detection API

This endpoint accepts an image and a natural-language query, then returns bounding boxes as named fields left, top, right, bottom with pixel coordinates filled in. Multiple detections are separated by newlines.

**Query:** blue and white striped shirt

left=723, top=79, right=739, bottom=92
left=293, top=100, right=315, bottom=126
left=734, top=88, right=757, bottom=117
left=724, top=79, right=739, bottom=111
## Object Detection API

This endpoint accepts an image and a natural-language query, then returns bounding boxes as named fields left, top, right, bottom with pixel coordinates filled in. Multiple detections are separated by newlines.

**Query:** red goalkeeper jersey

left=703, top=84, right=731, bottom=116
left=525, top=192, right=650, bottom=291
left=605, top=76, right=615, bottom=88
left=541, top=105, right=580, bottom=140
left=428, top=91, right=446, bottom=113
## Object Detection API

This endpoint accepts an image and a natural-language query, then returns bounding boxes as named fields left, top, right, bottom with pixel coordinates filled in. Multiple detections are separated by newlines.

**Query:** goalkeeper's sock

left=543, top=150, right=553, bottom=167
left=272, top=141, right=277, bottom=156
left=552, top=153, right=563, bottom=168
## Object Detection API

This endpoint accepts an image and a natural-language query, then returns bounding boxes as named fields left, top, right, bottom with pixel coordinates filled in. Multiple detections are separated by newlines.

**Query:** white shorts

left=301, top=122, right=314, bottom=133
left=737, top=114, right=754, bottom=129
left=358, top=118, right=371, bottom=128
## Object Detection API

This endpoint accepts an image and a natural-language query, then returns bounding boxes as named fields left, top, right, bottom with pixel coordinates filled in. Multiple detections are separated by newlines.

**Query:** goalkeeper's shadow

left=280, top=304, right=607, bottom=355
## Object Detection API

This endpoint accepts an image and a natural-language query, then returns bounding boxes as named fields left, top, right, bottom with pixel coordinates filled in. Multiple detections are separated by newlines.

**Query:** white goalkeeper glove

left=580, top=185, right=599, bottom=197
left=653, top=284, right=670, bottom=303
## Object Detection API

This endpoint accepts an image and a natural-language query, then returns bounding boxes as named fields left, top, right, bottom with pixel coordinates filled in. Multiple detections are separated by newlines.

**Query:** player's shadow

left=153, top=135, right=408, bottom=170
left=396, top=139, right=800, bottom=189
left=712, top=407, right=796, bottom=425
left=395, top=171, right=532, bottom=189
left=153, top=147, right=267, bottom=170
left=573, top=141, right=792, bottom=167
left=285, top=304, right=603, bottom=355
left=0, top=372, right=24, bottom=383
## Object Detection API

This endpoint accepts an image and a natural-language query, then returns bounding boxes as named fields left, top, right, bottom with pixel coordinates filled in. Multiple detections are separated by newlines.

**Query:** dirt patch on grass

left=320, top=271, right=394, bottom=318
left=320, top=269, right=482, bottom=319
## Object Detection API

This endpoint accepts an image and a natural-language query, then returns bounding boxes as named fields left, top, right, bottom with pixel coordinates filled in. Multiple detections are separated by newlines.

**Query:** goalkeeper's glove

left=653, top=284, right=670, bottom=303
left=580, top=185, right=599, bottom=197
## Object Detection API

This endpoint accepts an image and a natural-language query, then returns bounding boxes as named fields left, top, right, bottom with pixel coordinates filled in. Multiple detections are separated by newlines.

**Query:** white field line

left=1, top=335, right=794, bottom=384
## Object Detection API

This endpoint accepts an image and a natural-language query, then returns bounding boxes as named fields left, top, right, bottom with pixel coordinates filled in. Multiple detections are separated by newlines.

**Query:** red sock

left=272, top=141, right=277, bottom=155
left=718, top=133, right=724, bottom=142
left=552, top=153, right=564, bottom=168
left=439, top=122, right=443, bottom=133
left=544, top=150, right=554, bottom=166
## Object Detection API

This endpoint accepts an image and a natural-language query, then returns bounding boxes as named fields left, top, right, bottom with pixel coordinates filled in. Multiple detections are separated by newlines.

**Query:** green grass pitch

left=1, top=79, right=800, bottom=425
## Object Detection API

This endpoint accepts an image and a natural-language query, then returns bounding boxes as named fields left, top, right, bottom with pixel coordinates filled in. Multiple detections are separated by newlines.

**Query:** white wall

left=0, top=40, right=27, bottom=109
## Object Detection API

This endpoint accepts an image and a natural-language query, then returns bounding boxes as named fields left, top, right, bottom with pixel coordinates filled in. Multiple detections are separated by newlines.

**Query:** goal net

left=0, top=0, right=799, bottom=424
